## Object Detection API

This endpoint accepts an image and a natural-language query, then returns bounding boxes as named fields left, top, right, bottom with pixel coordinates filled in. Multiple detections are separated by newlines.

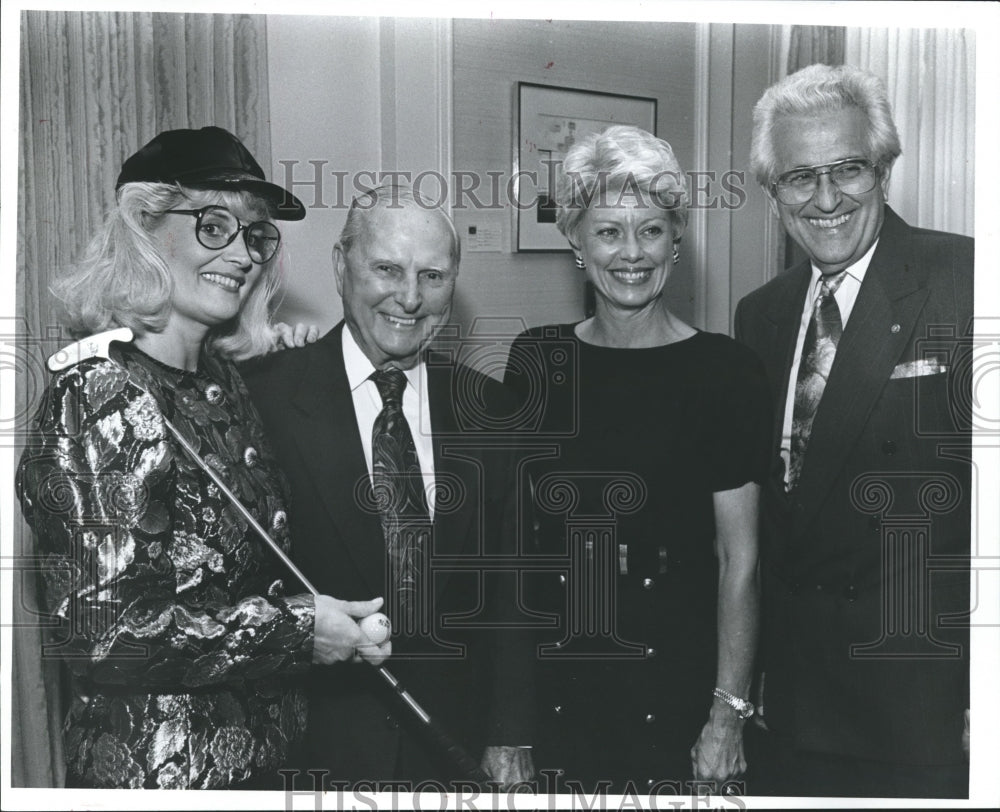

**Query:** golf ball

left=359, top=612, right=391, bottom=645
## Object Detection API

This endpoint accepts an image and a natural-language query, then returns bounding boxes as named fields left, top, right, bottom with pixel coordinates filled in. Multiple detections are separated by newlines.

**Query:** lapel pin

left=890, top=324, right=901, bottom=333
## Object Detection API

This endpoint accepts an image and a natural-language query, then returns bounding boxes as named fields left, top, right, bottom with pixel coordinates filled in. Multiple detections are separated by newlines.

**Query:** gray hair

left=52, top=182, right=283, bottom=360
left=555, top=124, right=690, bottom=246
left=339, top=183, right=461, bottom=265
left=750, top=63, right=901, bottom=187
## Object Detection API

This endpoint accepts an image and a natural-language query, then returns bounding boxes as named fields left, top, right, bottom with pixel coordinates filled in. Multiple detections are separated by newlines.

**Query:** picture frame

left=512, top=82, right=657, bottom=252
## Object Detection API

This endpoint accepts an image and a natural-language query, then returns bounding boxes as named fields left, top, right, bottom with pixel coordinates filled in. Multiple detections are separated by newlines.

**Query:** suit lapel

left=289, top=322, right=386, bottom=595
left=426, top=360, right=476, bottom=601
left=762, top=262, right=813, bottom=448
left=793, top=210, right=929, bottom=533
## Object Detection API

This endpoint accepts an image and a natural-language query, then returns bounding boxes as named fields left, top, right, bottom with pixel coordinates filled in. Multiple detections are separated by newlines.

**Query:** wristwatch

left=713, top=687, right=755, bottom=720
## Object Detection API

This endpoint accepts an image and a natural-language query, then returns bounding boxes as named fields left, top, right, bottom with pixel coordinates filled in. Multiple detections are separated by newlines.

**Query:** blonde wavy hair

left=52, top=182, right=283, bottom=360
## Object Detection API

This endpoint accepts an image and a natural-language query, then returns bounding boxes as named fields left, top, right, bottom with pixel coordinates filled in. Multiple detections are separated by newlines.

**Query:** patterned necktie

left=371, top=368, right=430, bottom=633
left=788, top=271, right=849, bottom=489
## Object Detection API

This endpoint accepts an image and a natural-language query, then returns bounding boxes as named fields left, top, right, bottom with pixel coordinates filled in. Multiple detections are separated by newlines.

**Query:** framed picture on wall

left=512, top=82, right=657, bottom=252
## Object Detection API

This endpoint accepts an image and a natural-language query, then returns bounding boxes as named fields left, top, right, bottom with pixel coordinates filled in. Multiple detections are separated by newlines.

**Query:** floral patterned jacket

left=16, top=344, right=316, bottom=789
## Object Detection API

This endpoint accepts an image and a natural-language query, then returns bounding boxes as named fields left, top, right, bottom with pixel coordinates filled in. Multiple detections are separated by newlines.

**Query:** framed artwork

left=512, top=82, right=657, bottom=251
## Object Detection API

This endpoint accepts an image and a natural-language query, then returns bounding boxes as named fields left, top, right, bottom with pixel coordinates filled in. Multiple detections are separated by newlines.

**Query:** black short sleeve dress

left=503, top=324, right=772, bottom=793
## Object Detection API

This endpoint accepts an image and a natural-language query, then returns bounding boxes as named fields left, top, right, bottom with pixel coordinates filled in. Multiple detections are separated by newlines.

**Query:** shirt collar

left=341, top=325, right=424, bottom=393
left=809, top=237, right=879, bottom=294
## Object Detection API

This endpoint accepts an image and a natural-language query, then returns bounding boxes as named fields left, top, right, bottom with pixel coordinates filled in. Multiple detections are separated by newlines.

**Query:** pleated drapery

left=787, top=25, right=846, bottom=72
left=845, top=28, right=975, bottom=237
left=14, top=10, right=271, bottom=787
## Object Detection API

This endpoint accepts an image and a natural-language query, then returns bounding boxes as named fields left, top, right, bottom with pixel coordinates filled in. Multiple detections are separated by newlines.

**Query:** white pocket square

left=890, top=358, right=948, bottom=379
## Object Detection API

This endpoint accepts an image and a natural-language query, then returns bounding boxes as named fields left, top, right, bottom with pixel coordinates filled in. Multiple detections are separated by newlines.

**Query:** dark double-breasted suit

left=243, top=322, right=531, bottom=785
left=734, top=208, right=973, bottom=771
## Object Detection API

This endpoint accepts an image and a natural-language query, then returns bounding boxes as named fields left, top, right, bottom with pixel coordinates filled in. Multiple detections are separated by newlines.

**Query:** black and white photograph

left=2, top=1, right=997, bottom=809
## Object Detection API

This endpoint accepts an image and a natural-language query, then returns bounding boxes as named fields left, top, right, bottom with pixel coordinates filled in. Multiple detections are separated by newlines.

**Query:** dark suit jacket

left=242, top=322, right=532, bottom=784
left=734, top=208, right=972, bottom=766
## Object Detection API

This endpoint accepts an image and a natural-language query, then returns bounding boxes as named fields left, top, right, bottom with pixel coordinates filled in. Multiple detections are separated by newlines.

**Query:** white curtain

left=845, top=28, right=975, bottom=237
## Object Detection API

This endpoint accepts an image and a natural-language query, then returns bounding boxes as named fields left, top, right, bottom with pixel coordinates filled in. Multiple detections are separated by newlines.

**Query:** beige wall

left=267, top=15, right=454, bottom=333
left=266, top=15, right=382, bottom=333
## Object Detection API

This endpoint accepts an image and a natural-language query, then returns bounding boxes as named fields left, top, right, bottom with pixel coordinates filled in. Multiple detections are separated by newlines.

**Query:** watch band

left=713, top=687, right=755, bottom=720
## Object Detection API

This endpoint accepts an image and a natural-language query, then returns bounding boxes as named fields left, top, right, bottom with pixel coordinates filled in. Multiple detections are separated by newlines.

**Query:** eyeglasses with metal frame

left=165, top=205, right=281, bottom=264
left=772, top=158, right=879, bottom=205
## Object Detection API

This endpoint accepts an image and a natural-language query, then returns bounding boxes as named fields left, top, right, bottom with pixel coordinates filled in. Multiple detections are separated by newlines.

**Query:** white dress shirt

left=779, top=239, right=879, bottom=484
left=342, top=327, right=437, bottom=518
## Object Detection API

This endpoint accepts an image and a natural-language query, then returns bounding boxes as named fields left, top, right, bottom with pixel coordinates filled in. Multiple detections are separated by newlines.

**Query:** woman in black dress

left=504, top=125, right=771, bottom=794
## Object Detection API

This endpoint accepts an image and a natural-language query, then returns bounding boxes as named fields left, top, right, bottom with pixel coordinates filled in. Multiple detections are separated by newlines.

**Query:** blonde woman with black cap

left=17, top=127, right=388, bottom=789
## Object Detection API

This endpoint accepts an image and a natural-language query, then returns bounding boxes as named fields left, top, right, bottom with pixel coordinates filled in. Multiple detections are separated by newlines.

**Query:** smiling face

left=149, top=192, right=269, bottom=342
left=769, top=106, right=890, bottom=274
left=575, top=193, right=678, bottom=314
left=334, top=204, right=458, bottom=370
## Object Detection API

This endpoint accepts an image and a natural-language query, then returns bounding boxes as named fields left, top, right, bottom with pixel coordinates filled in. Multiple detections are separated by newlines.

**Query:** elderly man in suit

left=734, top=64, right=972, bottom=798
left=244, top=184, right=533, bottom=790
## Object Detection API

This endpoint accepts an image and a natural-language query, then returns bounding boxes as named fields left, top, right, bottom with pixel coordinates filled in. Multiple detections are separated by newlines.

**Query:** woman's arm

left=690, top=481, right=760, bottom=783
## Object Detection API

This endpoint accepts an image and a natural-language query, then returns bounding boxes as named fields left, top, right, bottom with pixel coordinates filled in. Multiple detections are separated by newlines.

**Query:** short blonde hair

left=555, top=125, right=690, bottom=246
left=53, top=182, right=283, bottom=360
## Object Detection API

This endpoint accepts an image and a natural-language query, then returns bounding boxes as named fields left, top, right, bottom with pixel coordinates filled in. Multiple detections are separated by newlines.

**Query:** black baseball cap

left=115, top=126, right=305, bottom=220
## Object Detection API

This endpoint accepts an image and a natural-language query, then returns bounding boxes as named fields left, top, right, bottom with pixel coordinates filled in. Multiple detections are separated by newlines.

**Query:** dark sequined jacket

left=16, top=344, right=315, bottom=789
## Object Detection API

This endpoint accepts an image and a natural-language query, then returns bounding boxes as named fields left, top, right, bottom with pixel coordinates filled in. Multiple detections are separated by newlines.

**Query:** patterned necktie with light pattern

left=371, top=368, right=430, bottom=632
left=788, top=270, right=849, bottom=490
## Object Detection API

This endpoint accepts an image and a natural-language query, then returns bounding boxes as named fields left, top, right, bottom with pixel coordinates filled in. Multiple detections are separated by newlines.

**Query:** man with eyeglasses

left=734, top=64, right=972, bottom=798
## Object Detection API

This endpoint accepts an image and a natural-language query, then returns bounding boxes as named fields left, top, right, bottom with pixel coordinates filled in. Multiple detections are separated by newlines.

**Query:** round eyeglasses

left=773, top=158, right=878, bottom=205
left=165, top=205, right=281, bottom=264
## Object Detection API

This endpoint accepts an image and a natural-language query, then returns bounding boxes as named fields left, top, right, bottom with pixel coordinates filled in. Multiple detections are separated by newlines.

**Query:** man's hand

left=312, top=595, right=391, bottom=666
left=690, top=706, right=747, bottom=782
left=271, top=321, right=320, bottom=351
left=481, top=746, right=534, bottom=790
